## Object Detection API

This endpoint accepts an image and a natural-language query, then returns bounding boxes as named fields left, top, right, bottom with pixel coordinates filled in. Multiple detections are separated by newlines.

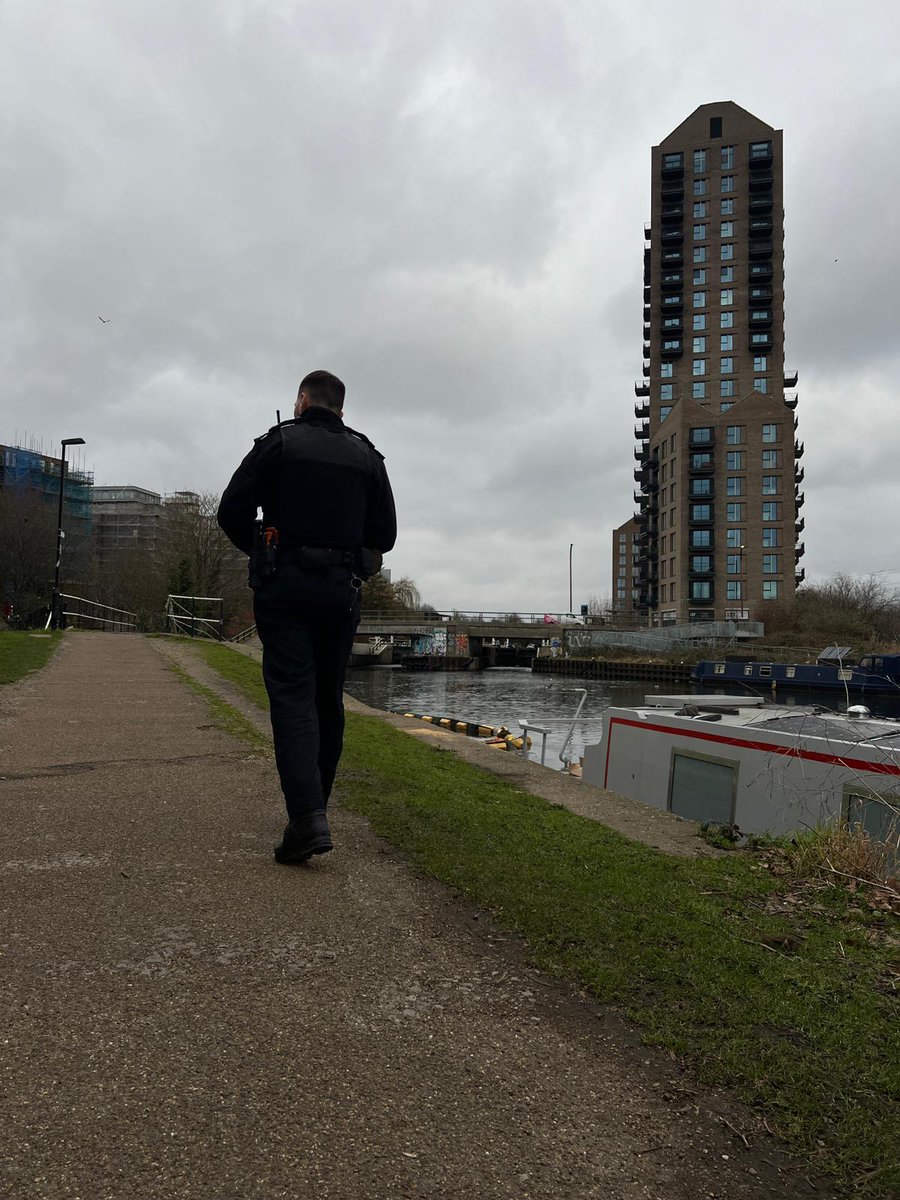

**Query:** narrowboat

left=691, top=647, right=900, bottom=696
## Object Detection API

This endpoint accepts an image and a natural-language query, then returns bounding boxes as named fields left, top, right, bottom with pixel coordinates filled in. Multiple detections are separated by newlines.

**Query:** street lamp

left=568, top=543, right=574, bottom=616
left=50, top=437, right=86, bottom=630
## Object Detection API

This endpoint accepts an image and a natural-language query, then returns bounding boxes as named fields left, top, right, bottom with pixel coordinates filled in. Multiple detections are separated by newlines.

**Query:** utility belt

left=249, top=521, right=381, bottom=589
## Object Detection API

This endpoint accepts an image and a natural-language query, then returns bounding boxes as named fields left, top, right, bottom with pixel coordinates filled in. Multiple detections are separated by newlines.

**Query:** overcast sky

left=3, top=0, right=900, bottom=612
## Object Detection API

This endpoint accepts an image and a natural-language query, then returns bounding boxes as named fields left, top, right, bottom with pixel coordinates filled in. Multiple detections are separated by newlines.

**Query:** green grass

left=166, top=659, right=270, bottom=752
left=0, top=630, right=62, bottom=684
left=187, top=639, right=900, bottom=1195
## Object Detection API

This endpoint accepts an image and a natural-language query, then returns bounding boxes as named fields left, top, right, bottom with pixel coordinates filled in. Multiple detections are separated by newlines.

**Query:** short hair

left=298, top=370, right=345, bottom=412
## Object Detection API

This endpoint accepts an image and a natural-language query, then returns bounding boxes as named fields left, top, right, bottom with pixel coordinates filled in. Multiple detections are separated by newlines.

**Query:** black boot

left=274, top=809, right=333, bottom=864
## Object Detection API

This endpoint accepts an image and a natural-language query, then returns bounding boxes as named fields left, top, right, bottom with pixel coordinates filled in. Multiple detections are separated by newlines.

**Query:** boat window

left=669, top=754, right=736, bottom=825
left=785, top=667, right=796, bottom=678
left=758, top=665, right=771, bottom=677
left=743, top=665, right=753, bottom=676
left=874, top=658, right=883, bottom=672
left=714, top=663, right=725, bottom=675
left=838, top=669, right=853, bottom=681
left=860, top=657, right=871, bottom=669
left=846, top=793, right=898, bottom=863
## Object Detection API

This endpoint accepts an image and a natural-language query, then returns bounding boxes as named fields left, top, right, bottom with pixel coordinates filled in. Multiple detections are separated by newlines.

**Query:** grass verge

left=0, top=630, right=62, bottom=685
left=166, top=659, right=270, bottom=752
left=191, top=639, right=900, bottom=1195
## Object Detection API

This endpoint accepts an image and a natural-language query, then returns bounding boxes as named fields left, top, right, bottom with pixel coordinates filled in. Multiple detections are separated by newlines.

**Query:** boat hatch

left=669, top=752, right=737, bottom=824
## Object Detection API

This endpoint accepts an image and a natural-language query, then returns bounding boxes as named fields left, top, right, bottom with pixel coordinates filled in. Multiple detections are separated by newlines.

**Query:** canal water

left=344, top=667, right=670, bottom=770
left=343, top=666, right=900, bottom=772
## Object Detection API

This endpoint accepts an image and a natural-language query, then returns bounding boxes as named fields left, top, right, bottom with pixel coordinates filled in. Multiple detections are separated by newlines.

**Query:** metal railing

left=165, top=595, right=225, bottom=640
left=55, top=594, right=137, bottom=632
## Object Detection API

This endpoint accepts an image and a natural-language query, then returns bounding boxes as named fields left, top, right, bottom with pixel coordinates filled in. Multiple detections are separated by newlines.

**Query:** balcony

left=660, top=158, right=684, bottom=179
left=749, top=309, right=774, bottom=326
left=749, top=172, right=774, bottom=192
left=660, top=297, right=683, bottom=313
left=749, top=146, right=774, bottom=169
left=660, top=339, right=683, bottom=358
left=634, top=490, right=646, bottom=507
left=661, top=248, right=684, bottom=266
left=660, top=271, right=682, bottom=290
left=688, top=565, right=714, bottom=579
left=689, top=429, right=715, bottom=448
left=749, top=239, right=773, bottom=258
left=660, top=228, right=683, bottom=245
left=796, top=542, right=806, bottom=560
left=634, top=382, right=650, bottom=399
left=749, top=195, right=773, bottom=214
left=644, top=222, right=652, bottom=242
left=784, top=368, right=798, bottom=387
left=795, top=465, right=805, bottom=485
left=688, top=590, right=715, bottom=606
left=661, top=182, right=684, bottom=201
left=795, top=517, right=805, bottom=536
left=634, top=422, right=650, bottom=441
left=643, top=304, right=651, bottom=321
left=794, top=413, right=800, bottom=430
left=634, top=400, right=650, bottom=417
left=661, top=318, right=683, bottom=334
left=661, top=204, right=684, bottom=225
left=795, top=568, right=806, bottom=585
left=794, top=439, right=804, bottom=458
left=748, top=333, right=773, bottom=350
left=749, top=217, right=773, bottom=236
left=689, top=458, right=714, bottom=475
left=784, top=391, right=799, bottom=409
left=689, top=485, right=715, bottom=502
left=795, top=490, right=805, bottom=509
left=749, top=262, right=774, bottom=281
left=749, top=285, right=773, bottom=303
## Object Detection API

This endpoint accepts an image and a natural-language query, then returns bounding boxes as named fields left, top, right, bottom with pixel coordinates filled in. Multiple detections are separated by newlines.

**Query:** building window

left=691, top=503, right=712, bottom=521
left=691, top=478, right=712, bottom=496
left=693, top=268, right=707, bottom=284
left=693, top=149, right=707, bottom=173
left=750, top=140, right=772, bottom=160
left=726, top=502, right=745, bottom=520
left=719, top=337, right=733, bottom=354
left=693, top=358, right=706, bottom=376
left=762, top=580, right=780, bottom=600
left=693, top=291, right=706, bottom=308
left=693, top=178, right=708, bottom=196
left=726, top=477, right=744, bottom=496
left=762, top=423, right=778, bottom=443
left=721, top=175, right=735, bottom=193
left=721, top=145, right=735, bottom=169
left=762, top=501, right=781, bottom=520
left=753, top=355, right=768, bottom=372
left=720, top=379, right=734, bottom=397
left=726, top=450, right=744, bottom=469
left=691, top=581, right=712, bottom=599
left=762, top=475, right=779, bottom=494
left=726, top=528, right=743, bottom=548
left=691, top=529, right=711, bottom=547
left=691, top=427, right=713, bottom=444
left=726, top=556, right=742, bottom=575
left=721, top=243, right=734, bottom=260
left=720, top=265, right=734, bottom=283
left=693, top=246, right=707, bottom=263
left=762, top=527, right=780, bottom=547
left=693, top=224, right=707, bottom=240
left=663, top=152, right=683, bottom=170
left=726, top=425, right=744, bottom=445
left=762, top=449, right=779, bottom=469
left=720, top=402, right=733, bottom=412
left=660, top=383, right=674, bottom=400
left=692, top=381, right=707, bottom=399
left=751, top=332, right=771, bottom=345
left=662, top=339, right=681, bottom=352
left=693, top=314, right=707, bottom=330
left=726, top=581, right=744, bottom=600
left=691, top=452, right=712, bottom=469
left=660, top=405, right=672, bottom=421
left=693, top=201, right=708, bottom=218
left=663, top=316, right=681, bottom=328
left=754, top=378, right=768, bottom=393
left=720, top=356, right=734, bottom=373
left=691, top=555, right=712, bottom=572
left=720, top=288, right=734, bottom=306
left=692, top=336, right=707, bottom=352
left=661, top=361, right=674, bottom=378
left=720, top=220, right=734, bottom=237
left=720, top=197, right=734, bottom=215
left=720, top=311, right=734, bottom=328
left=762, top=554, right=780, bottom=574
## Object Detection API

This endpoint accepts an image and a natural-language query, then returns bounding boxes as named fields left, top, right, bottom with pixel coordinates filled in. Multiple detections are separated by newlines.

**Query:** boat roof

left=631, top=695, right=900, bottom=742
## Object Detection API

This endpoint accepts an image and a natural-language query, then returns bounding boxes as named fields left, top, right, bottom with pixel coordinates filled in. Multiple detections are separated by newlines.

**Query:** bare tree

left=0, top=490, right=57, bottom=625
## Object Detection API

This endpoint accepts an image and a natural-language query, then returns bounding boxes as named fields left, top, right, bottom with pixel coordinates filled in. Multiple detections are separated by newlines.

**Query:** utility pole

left=50, top=437, right=86, bottom=630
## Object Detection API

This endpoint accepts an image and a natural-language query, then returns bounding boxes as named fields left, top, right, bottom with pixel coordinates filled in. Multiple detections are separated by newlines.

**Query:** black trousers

left=253, top=564, right=360, bottom=822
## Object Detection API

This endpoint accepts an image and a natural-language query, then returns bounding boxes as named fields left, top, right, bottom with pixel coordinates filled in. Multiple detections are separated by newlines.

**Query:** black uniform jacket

left=217, top=407, right=397, bottom=558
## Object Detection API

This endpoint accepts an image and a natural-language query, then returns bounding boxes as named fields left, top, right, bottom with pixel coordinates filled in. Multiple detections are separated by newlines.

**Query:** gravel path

left=0, top=632, right=835, bottom=1199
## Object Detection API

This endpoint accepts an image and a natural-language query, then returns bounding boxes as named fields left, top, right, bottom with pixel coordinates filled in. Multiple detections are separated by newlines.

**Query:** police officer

left=218, top=370, right=397, bottom=864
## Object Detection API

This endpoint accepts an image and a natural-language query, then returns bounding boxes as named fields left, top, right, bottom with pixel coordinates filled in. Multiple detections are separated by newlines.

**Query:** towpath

left=0, top=632, right=834, bottom=1199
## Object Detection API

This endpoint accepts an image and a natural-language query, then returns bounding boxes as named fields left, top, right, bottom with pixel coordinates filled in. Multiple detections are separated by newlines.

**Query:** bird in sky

left=98, top=315, right=110, bottom=323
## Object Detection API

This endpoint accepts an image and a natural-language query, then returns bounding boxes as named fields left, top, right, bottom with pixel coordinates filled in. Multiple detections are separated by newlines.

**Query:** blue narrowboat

left=691, top=648, right=900, bottom=695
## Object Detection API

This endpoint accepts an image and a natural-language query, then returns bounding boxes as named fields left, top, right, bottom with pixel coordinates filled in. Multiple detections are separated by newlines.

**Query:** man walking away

left=217, top=370, right=397, bottom=864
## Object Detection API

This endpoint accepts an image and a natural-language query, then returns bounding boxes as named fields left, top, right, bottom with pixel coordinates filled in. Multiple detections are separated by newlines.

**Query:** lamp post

left=50, top=437, right=86, bottom=630
left=568, top=543, right=573, bottom=616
